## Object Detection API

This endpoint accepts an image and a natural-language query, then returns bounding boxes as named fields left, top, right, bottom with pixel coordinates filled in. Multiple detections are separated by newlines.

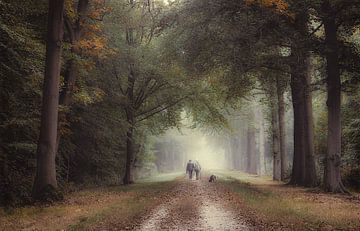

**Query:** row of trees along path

left=31, top=0, right=360, bottom=201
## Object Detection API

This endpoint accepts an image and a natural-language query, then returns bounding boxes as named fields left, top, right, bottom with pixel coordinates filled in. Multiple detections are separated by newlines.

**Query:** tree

left=289, top=37, right=317, bottom=186
left=32, top=0, right=65, bottom=201
left=61, top=0, right=90, bottom=107
left=270, top=81, right=281, bottom=180
left=104, top=0, right=191, bottom=184
left=321, top=0, right=344, bottom=193
left=319, top=0, right=360, bottom=193
left=260, top=71, right=287, bottom=181
left=276, top=75, right=287, bottom=180
left=247, top=125, right=258, bottom=174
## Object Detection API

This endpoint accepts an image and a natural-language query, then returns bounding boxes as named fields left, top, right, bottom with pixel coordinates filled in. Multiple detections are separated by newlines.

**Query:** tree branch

left=135, top=96, right=187, bottom=123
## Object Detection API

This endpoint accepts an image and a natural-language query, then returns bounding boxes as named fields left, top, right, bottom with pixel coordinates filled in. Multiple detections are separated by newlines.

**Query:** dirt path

left=136, top=175, right=252, bottom=231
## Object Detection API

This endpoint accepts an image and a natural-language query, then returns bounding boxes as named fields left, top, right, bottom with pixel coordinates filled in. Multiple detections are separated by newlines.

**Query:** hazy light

left=162, top=127, right=227, bottom=170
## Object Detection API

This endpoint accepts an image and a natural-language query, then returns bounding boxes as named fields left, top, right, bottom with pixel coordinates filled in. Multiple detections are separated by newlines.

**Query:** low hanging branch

left=135, top=96, right=188, bottom=123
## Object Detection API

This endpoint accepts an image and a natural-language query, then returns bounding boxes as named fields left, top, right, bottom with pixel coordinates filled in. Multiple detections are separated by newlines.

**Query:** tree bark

left=271, top=90, right=281, bottom=181
left=247, top=127, right=257, bottom=174
left=123, top=124, right=135, bottom=184
left=32, top=0, right=65, bottom=200
left=289, top=11, right=317, bottom=187
left=276, top=75, right=287, bottom=181
left=257, top=108, right=266, bottom=176
left=290, top=64, right=306, bottom=185
left=123, top=0, right=136, bottom=185
left=303, top=57, right=317, bottom=187
left=231, top=136, right=241, bottom=170
left=56, top=0, right=89, bottom=154
left=60, top=0, right=89, bottom=106
left=290, top=49, right=317, bottom=186
left=322, top=0, right=346, bottom=193
left=123, top=61, right=136, bottom=185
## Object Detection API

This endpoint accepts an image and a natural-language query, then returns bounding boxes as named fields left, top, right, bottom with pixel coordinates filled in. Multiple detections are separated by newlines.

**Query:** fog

left=148, top=100, right=294, bottom=176
left=159, top=128, right=228, bottom=170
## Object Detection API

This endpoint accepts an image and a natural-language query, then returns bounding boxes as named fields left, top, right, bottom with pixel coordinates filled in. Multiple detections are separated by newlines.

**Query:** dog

left=209, top=174, right=217, bottom=182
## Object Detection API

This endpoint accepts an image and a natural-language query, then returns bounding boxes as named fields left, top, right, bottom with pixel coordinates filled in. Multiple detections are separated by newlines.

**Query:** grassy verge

left=0, top=173, right=181, bottom=231
left=68, top=180, right=176, bottom=230
left=216, top=170, right=360, bottom=230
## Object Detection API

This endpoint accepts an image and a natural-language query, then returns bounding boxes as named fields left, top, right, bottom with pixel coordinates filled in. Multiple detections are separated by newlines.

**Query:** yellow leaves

left=244, top=0, right=292, bottom=16
left=87, top=24, right=102, bottom=33
left=75, top=37, right=108, bottom=59
left=65, top=0, right=76, bottom=21
left=88, top=0, right=112, bottom=21
left=73, top=87, right=106, bottom=105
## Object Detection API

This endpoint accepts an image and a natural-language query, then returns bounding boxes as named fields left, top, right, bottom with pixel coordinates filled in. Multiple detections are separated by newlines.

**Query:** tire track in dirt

left=136, top=175, right=252, bottom=231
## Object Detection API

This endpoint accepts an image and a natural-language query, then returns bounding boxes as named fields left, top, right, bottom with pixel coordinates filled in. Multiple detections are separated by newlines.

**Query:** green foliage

left=1, top=0, right=360, bottom=206
left=0, top=0, right=46, bottom=207
left=343, top=86, right=360, bottom=170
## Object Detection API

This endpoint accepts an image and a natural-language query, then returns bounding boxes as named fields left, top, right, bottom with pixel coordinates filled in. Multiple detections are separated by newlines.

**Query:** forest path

left=136, top=174, right=252, bottom=231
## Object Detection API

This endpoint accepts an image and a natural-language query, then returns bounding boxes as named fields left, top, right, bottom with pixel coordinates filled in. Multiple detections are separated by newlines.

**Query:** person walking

left=186, top=160, right=195, bottom=179
left=194, top=160, right=201, bottom=180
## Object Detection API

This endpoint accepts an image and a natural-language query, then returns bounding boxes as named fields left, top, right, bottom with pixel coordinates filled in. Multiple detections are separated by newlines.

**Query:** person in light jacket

left=194, top=160, right=201, bottom=180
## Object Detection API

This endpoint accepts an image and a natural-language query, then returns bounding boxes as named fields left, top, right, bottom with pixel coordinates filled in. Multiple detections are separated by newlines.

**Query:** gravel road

left=136, top=175, right=252, bottom=231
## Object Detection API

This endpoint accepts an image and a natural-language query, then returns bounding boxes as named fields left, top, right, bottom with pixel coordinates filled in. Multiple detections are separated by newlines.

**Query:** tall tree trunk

left=123, top=123, right=135, bottom=184
left=289, top=11, right=317, bottom=187
left=322, top=0, right=346, bottom=193
left=123, top=61, right=136, bottom=184
left=232, top=136, right=241, bottom=170
left=32, top=0, right=65, bottom=200
left=271, top=90, right=281, bottom=180
left=226, top=138, right=233, bottom=169
left=56, top=0, right=89, bottom=154
left=123, top=0, right=136, bottom=185
left=60, top=0, right=89, bottom=106
left=290, top=64, right=306, bottom=185
left=303, top=58, right=317, bottom=187
left=257, top=108, right=266, bottom=176
left=276, top=76, right=287, bottom=181
left=247, top=127, right=257, bottom=174
left=241, top=129, right=248, bottom=172
left=290, top=49, right=317, bottom=186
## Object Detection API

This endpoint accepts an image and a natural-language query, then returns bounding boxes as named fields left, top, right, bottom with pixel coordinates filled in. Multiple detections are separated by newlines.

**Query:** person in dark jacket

left=186, top=160, right=195, bottom=179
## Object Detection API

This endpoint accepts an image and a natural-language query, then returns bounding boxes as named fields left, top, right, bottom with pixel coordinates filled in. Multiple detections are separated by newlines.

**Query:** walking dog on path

left=209, top=174, right=217, bottom=182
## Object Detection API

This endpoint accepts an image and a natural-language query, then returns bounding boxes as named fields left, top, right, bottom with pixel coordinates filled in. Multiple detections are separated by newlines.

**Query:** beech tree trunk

left=290, top=49, right=317, bottom=186
left=257, top=109, right=266, bottom=176
left=303, top=58, right=317, bottom=187
left=289, top=12, right=317, bottom=187
left=123, top=0, right=136, bottom=185
left=60, top=0, right=89, bottom=106
left=32, top=0, right=65, bottom=200
left=271, top=91, right=281, bottom=181
left=56, top=0, right=89, bottom=153
left=123, top=123, right=135, bottom=184
left=247, top=127, right=257, bottom=174
left=290, top=64, right=306, bottom=185
left=322, top=0, right=346, bottom=193
left=276, top=76, right=287, bottom=181
left=123, top=61, right=136, bottom=185
left=226, top=139, right=234, bottom=169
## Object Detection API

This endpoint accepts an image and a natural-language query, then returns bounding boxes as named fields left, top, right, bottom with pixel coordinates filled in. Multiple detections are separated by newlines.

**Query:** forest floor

left=1, top=171, right=360, bottom=231
left=213, top=170, right=360, bottom=230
